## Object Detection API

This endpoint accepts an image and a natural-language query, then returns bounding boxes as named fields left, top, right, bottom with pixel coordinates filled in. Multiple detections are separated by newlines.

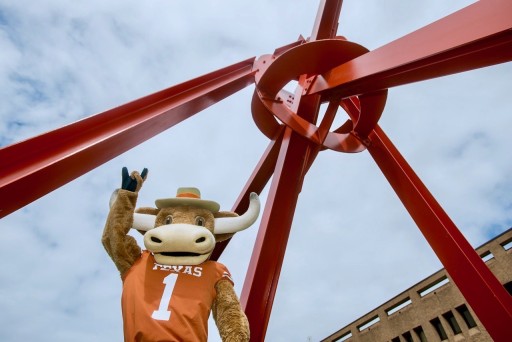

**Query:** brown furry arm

left=102, top=189, right=142, bottom=277
left=213, top=279, right=250, bottom=342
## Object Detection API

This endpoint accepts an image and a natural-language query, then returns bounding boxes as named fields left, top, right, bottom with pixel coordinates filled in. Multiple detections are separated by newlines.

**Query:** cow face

left=143, top=206, right=216, bottom=266
left=133, top=192, right=260, bottom=266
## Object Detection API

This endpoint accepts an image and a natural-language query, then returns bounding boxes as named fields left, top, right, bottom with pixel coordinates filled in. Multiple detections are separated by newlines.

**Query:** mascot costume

left=102, top=168, right=259, bottom=341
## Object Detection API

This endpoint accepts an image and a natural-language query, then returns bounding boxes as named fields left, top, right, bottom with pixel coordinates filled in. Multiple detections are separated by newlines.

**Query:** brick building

left=322, top=228, right=512, bottom=342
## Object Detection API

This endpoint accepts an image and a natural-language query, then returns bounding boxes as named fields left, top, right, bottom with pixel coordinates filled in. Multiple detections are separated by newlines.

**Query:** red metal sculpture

left=1, top=0, right=511, bottom=340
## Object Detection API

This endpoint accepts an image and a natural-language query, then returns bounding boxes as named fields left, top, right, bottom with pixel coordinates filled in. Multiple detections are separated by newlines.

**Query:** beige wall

left=322, top=229, right=512, bottom=342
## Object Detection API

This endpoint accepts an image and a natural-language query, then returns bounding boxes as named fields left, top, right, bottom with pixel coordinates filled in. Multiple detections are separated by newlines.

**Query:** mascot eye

left=195, top=216, right=205, bottom=226
left=165, top=215, right=173, bottom=224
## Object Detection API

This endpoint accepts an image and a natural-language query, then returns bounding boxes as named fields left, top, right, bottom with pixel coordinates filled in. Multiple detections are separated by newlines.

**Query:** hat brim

left=155, top=197, right=220, bottom=212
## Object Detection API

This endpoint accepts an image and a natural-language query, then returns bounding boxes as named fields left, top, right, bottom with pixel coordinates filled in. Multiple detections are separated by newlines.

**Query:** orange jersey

left=121, top=251, right=234, bottom=342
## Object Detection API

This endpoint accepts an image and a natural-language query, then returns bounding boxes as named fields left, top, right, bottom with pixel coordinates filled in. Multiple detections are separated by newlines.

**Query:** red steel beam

left=242, top=82, right=322, bottom=340
left=308, top=0, right=512, bottom=98
left=211, top=130, right=284, bottom=261
left=310, top=0, right=343, bottom=40
left=240, top=4, right=342, bottom=338
left=243, top=54, right=324, bottom=340
left=241, top=127, right=316, bottom=341
left=0, top=58, right=255, bottom=218
left=367, top=125, right=512, bottom=341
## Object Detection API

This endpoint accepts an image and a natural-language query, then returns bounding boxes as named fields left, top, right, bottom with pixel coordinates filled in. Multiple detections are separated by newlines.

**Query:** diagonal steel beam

left=240, top=127, right=316, bottom=341
left=367, top=125, right=512, bottom=342
left=211, top=129, right=284, bottom=261
left=239, top=3, right=341, bottom=336
left=0, top=58, right=255, bottom=218
left=308, top=0, right=512, bottom=98
left=310, top=0, right=343, bottom=40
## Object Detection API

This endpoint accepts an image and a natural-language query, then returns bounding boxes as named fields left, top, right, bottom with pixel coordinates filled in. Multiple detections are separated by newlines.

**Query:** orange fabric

left=176, top=192, right=200, bottom=199
left=121, top=251, right=233, bottom=342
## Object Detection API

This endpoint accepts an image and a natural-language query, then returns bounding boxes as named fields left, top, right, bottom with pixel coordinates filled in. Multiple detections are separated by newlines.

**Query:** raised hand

left=121, top=167, right=148, bottom=192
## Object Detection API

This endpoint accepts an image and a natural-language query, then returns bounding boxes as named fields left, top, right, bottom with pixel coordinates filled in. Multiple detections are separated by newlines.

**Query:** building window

left=504, top=281, right=512, bottom=295
left=443, top=311, right=462, bottom=334
left=402, top=331, right=414, bottom=342
left=480, top=250, right=494, bottom=262
left=333, top=331, right=352, bottom=342
left=500, top=237, right=512, bottom=251
left=418, top=276, right=450, bottom=297
left=456, top=304, right=477, bottom=328
left=386, top=297, right=412, bottom=316
left=357, top=315, right=380, bottom=331
left=430, top=317, right=448, bottom=340
left=391, top=337, right=400, bottom=342
left=413, top=326, right=428, bottom=342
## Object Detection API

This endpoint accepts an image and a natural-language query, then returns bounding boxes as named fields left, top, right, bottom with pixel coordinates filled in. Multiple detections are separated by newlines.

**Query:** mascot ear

left=213, top=211, right=237, bottom=242
left=133, top=207, right=159, bottom=233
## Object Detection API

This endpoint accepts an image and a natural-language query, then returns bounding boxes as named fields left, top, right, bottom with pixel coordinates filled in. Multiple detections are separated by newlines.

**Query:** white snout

left=143, top=224, right=216, bottom=256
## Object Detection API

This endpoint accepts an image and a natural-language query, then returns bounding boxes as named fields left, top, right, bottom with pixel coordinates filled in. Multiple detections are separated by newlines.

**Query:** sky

left=0, top=0, right=511, bottom=341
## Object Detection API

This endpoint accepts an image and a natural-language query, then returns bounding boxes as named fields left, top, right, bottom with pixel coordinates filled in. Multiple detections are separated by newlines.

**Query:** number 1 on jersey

left=152, top=273, right=178, bottom=320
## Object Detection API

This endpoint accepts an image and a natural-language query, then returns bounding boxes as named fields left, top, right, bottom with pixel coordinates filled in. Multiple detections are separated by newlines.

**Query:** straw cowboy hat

left=155, top=187, right=220, bottom=212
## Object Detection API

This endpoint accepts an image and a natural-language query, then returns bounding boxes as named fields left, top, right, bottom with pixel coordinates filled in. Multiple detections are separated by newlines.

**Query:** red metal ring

left=251, top=39, right=387, bottom=152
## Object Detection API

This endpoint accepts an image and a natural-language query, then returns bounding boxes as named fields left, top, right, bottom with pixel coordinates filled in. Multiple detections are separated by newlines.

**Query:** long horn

left=110, top=189, right=156, bottom=231
left=214, top=193, right=260, bottom=234
left=132, top=213, right=156, bottom=231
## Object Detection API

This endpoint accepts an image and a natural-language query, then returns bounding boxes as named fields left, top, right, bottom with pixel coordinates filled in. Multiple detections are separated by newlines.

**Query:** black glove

left=121, top=167, right=148, bottom=192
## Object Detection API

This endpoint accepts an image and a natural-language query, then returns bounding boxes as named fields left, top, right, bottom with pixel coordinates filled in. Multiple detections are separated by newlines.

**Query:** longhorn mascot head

left=102, top=167, right=259, bottom=342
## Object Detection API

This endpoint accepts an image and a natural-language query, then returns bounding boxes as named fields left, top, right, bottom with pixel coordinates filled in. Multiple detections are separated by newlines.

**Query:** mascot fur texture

left=102, top=168, right=259, bottom=342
